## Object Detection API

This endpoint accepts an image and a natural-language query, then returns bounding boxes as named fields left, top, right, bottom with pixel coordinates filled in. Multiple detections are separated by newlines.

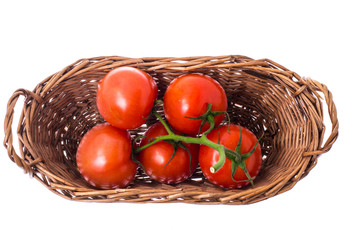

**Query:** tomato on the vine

left=76, top=123, right=137, bottom=189
left=138, top=122, right=199, bottom=184
left=97, top=66, right=158, bottom=130
left=199, top=125, right=262, bottom=189
left=163, top=73, right=227, bottom=135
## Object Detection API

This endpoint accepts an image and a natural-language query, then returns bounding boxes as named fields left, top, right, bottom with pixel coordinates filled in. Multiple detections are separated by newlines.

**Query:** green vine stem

left=134, top=105, right=260, bottom=185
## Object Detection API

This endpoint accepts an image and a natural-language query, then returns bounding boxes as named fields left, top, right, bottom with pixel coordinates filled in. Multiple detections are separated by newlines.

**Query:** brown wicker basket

left=4, top=55, right=338, bottom=204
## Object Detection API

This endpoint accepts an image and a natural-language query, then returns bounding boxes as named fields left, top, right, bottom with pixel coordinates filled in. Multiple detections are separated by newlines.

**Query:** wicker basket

left=3, top=55, right=338, bottom=204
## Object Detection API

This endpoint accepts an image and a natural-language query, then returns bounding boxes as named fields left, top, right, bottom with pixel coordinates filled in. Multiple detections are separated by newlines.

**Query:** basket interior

left=23, top=58, right=320, bottom=201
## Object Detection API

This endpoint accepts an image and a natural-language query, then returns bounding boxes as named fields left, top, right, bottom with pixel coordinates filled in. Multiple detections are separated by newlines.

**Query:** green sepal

left=238, top=160, right=254, bottom=186
left=198, top=118, right=207, bottom=135
left=163, top=141, right=178, bottom=169
left=178, top=142, right=192, bottom=173
left=213, top=111, right=231, bottom=126
left=235, top=125, right=243, bottom=153
left=230, top=160, right=256, bottom=184
left=131, top=150, right=145, bottom=171
left=240, top=133, right=263, bottom=161
left=231, top=161, right=238, bottom=178
left=202, top=115, right=215, bottom=135
left=184, top=103, right=213, bottom=121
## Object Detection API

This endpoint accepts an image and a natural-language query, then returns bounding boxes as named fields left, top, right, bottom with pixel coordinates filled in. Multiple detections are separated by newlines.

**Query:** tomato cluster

left=76, top=67, right=263, bottom=190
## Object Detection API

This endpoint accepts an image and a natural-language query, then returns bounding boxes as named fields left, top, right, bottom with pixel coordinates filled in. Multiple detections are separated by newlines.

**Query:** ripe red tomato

left=138, top=122, right=199, bottom=184
left=97, top=66, right=158, bottom=130
left=76, top=123, right=137, bottom=189
left=163, top=73, right=227, bottom=135
left=199, top=125, right=262, bottom=189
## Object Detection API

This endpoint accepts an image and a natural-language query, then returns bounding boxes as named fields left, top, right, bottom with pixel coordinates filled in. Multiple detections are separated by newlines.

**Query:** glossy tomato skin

left=138, top=122, right=199, bottom=184
left=97, top=66, right=158, bottom=130
left=163, top=73, right=227, bottom=135
left=199, top=125, right=262, bottom=189
left=76, top=123, right=137, bottom=189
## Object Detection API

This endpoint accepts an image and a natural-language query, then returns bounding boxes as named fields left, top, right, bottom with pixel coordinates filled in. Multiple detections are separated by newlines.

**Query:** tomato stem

left=184, top=103, right=226, bottom=135
left=135, top=132, right=221, bottom=153
left=135, top=113, right=235, bottom=174
left=134, top=107, right=259, bottom=186
left=153, top=111, right=174, bottom=136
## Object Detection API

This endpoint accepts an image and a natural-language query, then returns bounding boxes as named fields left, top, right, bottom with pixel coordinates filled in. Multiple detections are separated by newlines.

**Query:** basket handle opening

left=302, top=79, right=339, bottom=157
left=3, top=88, right=42, bottom=174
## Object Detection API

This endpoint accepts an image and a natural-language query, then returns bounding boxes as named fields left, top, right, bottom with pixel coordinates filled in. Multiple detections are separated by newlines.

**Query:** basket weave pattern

left=4, top=55, right=338, bottom=204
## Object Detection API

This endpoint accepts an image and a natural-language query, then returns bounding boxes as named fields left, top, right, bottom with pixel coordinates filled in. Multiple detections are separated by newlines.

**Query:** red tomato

left=138, top=122, right=199, bottom=184
left=76, top=123, right=137, bottom=189
left=199, top=125, right=262, bottom=189
left=97, top=66, right=158, bottom=130
left=163, top=73, right=227, bottom=135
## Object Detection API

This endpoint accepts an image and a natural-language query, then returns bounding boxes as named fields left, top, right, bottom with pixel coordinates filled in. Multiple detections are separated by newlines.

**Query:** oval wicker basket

left=4, top=55, right=338, bottom=204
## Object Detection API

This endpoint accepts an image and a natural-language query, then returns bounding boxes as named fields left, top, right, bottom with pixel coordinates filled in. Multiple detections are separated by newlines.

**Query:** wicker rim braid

left=3, top=55, right=339, bottom=204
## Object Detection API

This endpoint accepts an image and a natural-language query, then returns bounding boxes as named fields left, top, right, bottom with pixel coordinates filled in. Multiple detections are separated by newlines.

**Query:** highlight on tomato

left=96, top=66, right=158, bottom=130
left=163, top=73, right=228, bottom=135
left=137, top=122, right=199, bottom=184
left=199, top=124, right=262, bottom=189
left=76, top=123, right=137, bottom=189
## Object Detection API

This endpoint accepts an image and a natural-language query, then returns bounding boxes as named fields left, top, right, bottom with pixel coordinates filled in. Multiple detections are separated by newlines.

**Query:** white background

left=1, top=0, right=358, bottom=239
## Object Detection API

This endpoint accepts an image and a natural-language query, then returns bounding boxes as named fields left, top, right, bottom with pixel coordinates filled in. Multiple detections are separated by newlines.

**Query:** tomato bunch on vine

left=76, top=67, right=263, bottom=190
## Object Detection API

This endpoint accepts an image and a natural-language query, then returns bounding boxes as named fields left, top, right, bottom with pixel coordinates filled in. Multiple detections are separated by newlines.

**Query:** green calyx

left=227, top=126, right=263, bottom=186
left=184, top=103, right=230, bottom=135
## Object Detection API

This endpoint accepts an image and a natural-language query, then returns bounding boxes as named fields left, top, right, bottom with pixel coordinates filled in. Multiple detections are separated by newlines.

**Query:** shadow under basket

left=4, top=55, right=339, bottom=204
